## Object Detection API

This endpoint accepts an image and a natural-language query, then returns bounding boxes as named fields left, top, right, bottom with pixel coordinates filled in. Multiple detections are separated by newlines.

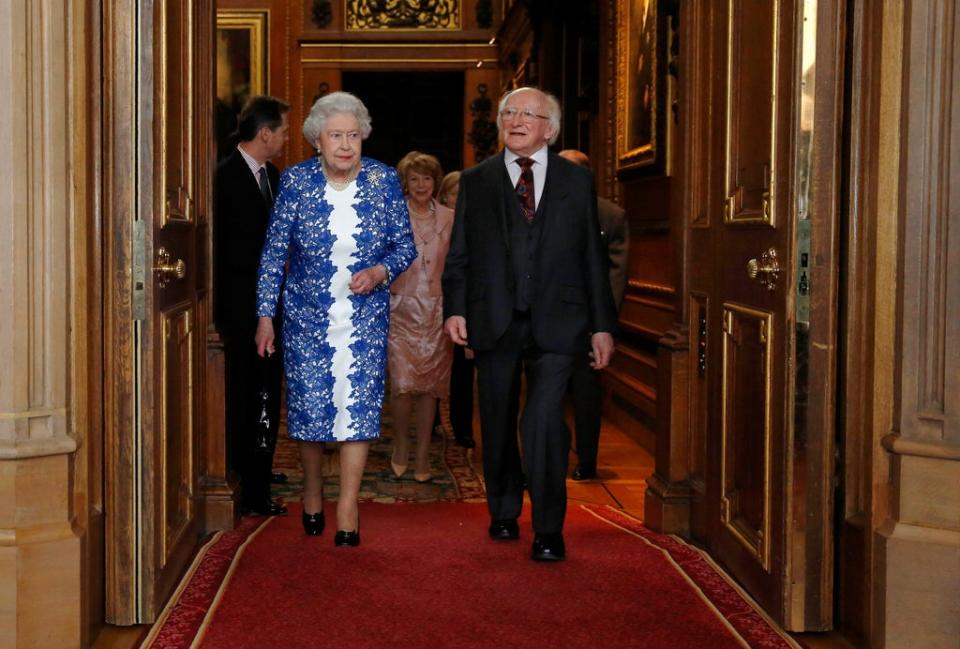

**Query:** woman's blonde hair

left=396, top=151, right=443, bottom=196
left=437, top=171, right=462, bottom=207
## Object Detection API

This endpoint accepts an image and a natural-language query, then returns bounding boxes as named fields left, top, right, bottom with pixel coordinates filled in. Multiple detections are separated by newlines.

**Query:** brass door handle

left=154, top=247, right=186, bottom=288
left=746, top=247, right=780, bottom=291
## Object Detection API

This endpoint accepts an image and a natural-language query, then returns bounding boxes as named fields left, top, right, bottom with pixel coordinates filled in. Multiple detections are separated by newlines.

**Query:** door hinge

left=132, top=219, right=147, bottom=321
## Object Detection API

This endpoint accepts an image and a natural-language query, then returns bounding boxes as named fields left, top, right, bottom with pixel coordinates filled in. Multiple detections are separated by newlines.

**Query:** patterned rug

left=270, top=398, right=485, bottom=504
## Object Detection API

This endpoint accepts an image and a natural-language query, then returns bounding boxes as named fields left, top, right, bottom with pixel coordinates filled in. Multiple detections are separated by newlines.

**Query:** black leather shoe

left=302, top=511, right=325, bottom=536
left=271, top=472, right=289, bottom=484
left=454, top=434, right=476, bottom=449
left=531, top=533, right=565, bottom=561
left=334, top=530, right=360, bottom=547
left=242, top=500, right=288, bottom=517
left=488, top=519, right=520, bottom=540
left=571, top=464, right=597, bottom=481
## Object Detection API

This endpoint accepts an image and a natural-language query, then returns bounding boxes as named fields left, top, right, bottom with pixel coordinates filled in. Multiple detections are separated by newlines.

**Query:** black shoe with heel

left=302, top=511, right=325, bottom=536
left=334, top=514, right=360, bottom=546
left=334, top=530, right=360, bottom=546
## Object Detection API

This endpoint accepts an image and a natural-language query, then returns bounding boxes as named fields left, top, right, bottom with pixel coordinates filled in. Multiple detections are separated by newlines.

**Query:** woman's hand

left=255, top=317, right=276, bottom=357
left=349, top=264, right=387, bottom=295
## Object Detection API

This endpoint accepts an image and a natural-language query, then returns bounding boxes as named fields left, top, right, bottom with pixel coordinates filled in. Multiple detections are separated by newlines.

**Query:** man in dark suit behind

left=214, top=95, right=290, bottom=516
left=443, top=87, right=617, bottom=561
left=558, top=149, right=629, bottom=481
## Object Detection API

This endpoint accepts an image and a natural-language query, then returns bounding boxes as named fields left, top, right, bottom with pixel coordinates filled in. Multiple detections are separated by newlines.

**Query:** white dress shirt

left=504, top=145, right=548, bottom=210
left=237, top=144, right=269, bottom=190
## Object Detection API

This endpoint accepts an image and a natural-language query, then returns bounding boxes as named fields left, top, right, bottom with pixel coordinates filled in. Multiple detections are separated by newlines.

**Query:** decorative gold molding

left=160, top=0, right=196, bottom=224
left=723, top=0, right=779, bottom=226
left=720, top=302, right=773, bottom=571
left=345, top=0, right=460, bottom=30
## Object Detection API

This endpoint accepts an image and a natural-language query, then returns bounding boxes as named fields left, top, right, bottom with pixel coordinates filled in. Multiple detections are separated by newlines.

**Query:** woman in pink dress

left=388, top=152, right=454, bottom=482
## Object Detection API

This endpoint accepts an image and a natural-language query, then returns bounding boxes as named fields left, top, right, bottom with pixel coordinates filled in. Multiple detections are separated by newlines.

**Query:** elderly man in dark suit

left=443, top=87, right=617, bottom=561
left=558, top=149, right=629, bottom=481
left=214, top=95, right=290, bottom=517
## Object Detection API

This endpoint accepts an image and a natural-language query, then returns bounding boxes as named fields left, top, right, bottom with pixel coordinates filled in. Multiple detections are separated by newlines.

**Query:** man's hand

left=445, top=316, right=468, bottom=346
left=589, top=332, right=614, bottom=369
left=349, top=264, right=387, bottom=295
left=255, top=316, right=276, bottom=357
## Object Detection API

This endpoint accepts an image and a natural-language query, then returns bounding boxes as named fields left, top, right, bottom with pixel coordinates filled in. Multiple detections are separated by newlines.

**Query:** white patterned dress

left=256, top=157, right=416, bottom=442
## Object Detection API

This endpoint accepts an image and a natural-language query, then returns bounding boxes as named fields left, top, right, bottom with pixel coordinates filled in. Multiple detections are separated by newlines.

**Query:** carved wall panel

left=160, top=0, right=194, bottom=223
left=897, top=0, right=958, bottom=443
left=161, top=304, right=195, bottom=561
left=720, top=303, right=773, bottom=570
left=723, top=0, right=779, bottom=225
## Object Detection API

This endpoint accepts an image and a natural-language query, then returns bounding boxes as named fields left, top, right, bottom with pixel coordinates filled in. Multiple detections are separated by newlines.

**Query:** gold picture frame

left=616, top=0, right=663, bottom=172
left=215, top=10, right=269, bottom=116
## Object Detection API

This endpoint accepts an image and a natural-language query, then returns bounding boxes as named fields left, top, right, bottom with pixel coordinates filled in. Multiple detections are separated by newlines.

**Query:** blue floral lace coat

left=256, top=157, right=416, bottom=441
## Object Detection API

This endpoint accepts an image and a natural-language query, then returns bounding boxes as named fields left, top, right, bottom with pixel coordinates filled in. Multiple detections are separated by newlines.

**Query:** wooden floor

left=562, top=416, right=654, bottom=519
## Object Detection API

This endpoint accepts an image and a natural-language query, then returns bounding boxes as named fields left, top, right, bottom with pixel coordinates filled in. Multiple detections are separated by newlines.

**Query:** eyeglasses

left=499, top=107, right=550, bottom=124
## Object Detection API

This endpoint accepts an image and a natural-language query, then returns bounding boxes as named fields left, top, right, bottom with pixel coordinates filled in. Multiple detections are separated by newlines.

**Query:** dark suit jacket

left=597, top=196, right=629, bottom=310
left=443, top=150, right=617, bottom=354
left=214, top=148, right=280, bottom=337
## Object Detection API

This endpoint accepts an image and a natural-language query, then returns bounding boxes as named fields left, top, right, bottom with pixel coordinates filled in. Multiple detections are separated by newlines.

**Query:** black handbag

left=253, top=357, right=277, bottom=455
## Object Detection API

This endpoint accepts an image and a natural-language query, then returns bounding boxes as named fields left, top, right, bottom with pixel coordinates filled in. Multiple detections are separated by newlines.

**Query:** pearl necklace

left=322, top=161, right=359, bottom=191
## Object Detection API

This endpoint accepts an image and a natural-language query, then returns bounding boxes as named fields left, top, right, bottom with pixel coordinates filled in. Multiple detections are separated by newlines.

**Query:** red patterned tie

left=514, top=157, right=536, bottom=223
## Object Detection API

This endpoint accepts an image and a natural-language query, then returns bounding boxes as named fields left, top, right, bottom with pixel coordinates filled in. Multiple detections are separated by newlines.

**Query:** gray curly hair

left=302, top=91, right=373, bottom=145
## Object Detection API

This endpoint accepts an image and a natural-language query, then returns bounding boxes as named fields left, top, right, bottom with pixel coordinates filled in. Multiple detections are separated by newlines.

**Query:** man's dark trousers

left=449, top=345, right=476, bottom=442
left=570, top=355, right=601, bottom=470
left=476, top=315, right=576, bottom=535
left=223, top=330, right=282, bottom=510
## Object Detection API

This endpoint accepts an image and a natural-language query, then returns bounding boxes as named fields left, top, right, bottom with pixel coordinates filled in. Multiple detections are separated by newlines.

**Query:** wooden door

left=687, top=0, right=841, bottom=628
left=104, top=0, right=215, bottom=623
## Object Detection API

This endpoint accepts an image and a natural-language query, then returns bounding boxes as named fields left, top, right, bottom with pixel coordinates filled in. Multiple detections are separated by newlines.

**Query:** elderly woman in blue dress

left=255, top=91, right=416, bottom=546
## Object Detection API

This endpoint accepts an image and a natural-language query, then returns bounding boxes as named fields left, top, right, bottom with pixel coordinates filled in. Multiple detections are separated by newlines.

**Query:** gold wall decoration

left=345, top=0, right=460, bottom=30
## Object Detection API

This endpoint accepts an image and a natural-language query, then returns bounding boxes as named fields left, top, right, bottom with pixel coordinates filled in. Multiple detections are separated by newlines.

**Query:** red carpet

left=142, top=503, right=798, bottom=649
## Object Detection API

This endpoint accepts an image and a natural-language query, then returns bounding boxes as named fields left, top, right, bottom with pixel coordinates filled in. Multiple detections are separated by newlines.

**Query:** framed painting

left=215, top=10, right=268, bottom=117
left=616, top=0, right=665, bottom=173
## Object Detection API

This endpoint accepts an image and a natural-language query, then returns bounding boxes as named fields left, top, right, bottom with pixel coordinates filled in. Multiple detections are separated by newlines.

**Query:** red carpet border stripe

left=139, top=516, right=270, bottom=649
left=584, top=505, right=802, bottom=649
